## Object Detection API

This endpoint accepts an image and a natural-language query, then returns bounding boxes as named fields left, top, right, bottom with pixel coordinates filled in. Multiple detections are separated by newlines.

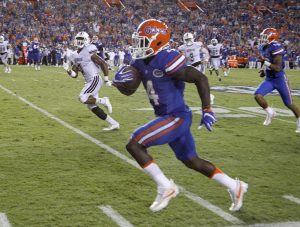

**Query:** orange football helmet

left=131, top=19, right=171, bottom=59
left=259, top=28, right=279, bottom=45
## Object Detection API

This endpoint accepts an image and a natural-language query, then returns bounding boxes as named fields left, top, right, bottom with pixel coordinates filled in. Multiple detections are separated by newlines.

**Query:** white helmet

left=74, top=32, right=90, bottom=49
left=0, top=35, right=4, bottom=43
left=183, top=33, right=194, bottom=46
left=211, top=38, right=218, bottom=45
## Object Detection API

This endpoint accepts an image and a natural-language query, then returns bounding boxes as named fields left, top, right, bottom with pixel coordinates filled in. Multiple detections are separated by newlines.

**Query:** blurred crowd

left=0, top=0, right=299, bottom=67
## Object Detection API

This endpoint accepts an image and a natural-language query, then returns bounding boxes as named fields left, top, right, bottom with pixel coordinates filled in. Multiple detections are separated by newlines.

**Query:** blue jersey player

left=31, top=38, right=40, bottom=70
left=115, top=19, right=248, bottom=213
left=254, top=28, right=300, bottom=132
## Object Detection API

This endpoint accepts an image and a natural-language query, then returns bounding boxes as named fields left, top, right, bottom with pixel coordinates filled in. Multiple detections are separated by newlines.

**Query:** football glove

left=104, top=80, right=112, bottom=86
left=104, top=76, right=112, bottom=86
left=198, top=107, right=216, bottom=131
left=112, top=66, right=134, bottom=84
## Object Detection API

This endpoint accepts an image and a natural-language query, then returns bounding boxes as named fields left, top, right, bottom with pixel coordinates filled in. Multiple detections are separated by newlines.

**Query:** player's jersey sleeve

left=270, top=42, right=284, bottom=56
left=162, top=49, right=187, bottom=76
left=88, top=44, right=98, bottom=54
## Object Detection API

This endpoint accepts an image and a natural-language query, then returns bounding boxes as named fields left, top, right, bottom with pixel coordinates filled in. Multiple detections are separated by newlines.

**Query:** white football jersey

left=70, top=44, right=99, bottom=82
left=207, top=43, right=223, bottom=57
left=0, top=41, right=9, bottom=54
left=178, top=42, right=203, bottom=65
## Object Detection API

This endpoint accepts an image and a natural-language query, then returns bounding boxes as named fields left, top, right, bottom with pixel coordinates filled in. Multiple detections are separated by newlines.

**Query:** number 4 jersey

left=131, top=49, right=190, bottom=117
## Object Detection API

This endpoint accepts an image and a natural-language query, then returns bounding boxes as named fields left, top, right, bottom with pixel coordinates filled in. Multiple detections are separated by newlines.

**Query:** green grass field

left=0, top=66, right=299, bottom=227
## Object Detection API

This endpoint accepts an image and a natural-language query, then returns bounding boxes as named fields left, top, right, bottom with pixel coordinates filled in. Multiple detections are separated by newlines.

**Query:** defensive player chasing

left=254, top=28, right=300, bottom=133
left=116, top=19, right=248, bottom=212
left=207, top=38, right=222, bottom=81
left=0, top=35, right=12, bottom=73
left=178, top=32, right=209, bottom=74
left=66, top=32, right=120, bottom=131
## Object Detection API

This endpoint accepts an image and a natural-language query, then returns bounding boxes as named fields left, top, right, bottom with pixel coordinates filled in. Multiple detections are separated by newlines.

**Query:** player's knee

left=79, top=94, right=88, bottom=104
left=126, top=140, right=140, bottom=153
left=254, top=94, right=262, bottom=101
left=86, top=104, right=97, bottom=110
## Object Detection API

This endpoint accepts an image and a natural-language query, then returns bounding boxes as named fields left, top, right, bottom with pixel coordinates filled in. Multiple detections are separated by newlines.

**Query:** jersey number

left=189, top=53, right=194, bottom=62
left=146, top=81, right=159, bottom=106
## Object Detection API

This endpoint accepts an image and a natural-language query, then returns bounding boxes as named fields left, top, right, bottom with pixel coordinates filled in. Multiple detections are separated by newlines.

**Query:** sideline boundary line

left=0, top=83, right=244, bottom=225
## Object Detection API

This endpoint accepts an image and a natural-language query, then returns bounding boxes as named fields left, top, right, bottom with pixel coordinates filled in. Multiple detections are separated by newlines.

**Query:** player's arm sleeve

left=172, top=66, right=211, bottom=108
left=269, top=44, right=284, bottom=72
left=163, top=50, right=187, bottom=76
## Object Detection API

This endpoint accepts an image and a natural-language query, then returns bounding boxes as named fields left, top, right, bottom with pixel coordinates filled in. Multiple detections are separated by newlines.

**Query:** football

left=113, top=65, right=142, bottom=96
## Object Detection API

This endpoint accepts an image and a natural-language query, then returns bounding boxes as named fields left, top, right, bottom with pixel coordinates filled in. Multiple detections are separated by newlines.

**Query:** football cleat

left=296, top=118, right=300, bottom=133
left=102, top=97, right=112, bottom=114
left=7, top=68, right=11, bottom=74
left=263, top=109, right=276, bottom=126
left=150, top=180, right=179, bottom=212
left=228, top=178, right=248, bottom=212
left=103, top=123, right=120, bottom=131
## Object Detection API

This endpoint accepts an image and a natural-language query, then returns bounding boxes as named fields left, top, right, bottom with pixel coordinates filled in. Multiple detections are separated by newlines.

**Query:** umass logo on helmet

left=144, top=26, right=167, bottom=35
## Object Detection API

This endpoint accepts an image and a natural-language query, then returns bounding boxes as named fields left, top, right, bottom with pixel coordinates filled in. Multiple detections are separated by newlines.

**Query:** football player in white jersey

left=178, top=33, right=209, bottom=74
left=65, top=32, right=120, bottom=131
left=0, top=35, right=12, bottom=73
left=207, top=39, right=223, bottom=81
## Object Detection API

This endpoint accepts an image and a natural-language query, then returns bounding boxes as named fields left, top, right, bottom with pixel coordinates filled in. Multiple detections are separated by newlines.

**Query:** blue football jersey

left=259, top=41, right=285, bottom=78
left=31, top=42, right=40, bottom=53
left=131, top=49, right=190, bottom=117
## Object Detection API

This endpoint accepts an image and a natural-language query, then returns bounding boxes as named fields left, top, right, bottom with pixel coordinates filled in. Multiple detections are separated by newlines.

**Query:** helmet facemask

left=130, top=32, right=155, bottom=59
left=74, top=32, right=90, bottom=49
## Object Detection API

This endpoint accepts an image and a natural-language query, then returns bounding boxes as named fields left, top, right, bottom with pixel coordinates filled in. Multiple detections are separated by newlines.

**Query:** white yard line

left=0, top=83, right=244, bottom=225
left=0, top=213, right=11, bottom=227
left=283, top=195, right=300, bottom=205
left=98, top=205, right=134, bottom=227
left=229, top=221, right=300, bottom=227
left=214, top=104, right=295, bottom=124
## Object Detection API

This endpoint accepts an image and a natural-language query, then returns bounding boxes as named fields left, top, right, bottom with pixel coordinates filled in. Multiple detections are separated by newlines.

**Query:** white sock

left=265, top=107, right=274, bottom=115
left=212, top=173, right=237, bottom=192
left=143, top=162, right=171, bottom=188
left=105, top=115, right=118, bottom=125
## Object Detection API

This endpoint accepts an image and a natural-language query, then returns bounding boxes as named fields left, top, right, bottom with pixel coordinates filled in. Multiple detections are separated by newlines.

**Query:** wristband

left=104, top=76, right=109, bottom=81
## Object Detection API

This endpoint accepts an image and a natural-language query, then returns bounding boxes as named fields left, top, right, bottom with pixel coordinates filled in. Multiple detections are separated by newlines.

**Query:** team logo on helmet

left=144, top=26, right=167, bottom=35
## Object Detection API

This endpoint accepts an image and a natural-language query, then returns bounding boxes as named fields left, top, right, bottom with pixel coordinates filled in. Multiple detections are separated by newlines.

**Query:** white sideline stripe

left=283, top=195, right=300, bottom=205
left=98, top=205, right=134, bottom=227
left=229, top=221, right=300, bottom=227
left=214, top=105, right=295, bottom=124
left=0, top=84, right=244, bottom=225
left=0, top=84, right=140, bottom=169
left=179, top=186, right=242, bottom=224
left=0, top=213, right=11, bottom=227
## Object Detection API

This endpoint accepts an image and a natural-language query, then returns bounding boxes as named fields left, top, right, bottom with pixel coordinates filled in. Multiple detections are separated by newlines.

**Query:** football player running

left=120, top=19, right=248, bottom=212
left=254, top=28, right=300, bottom=132
left=178, top=32, right=209, bottom=74
left=207, top=38, right=223, bottom=81
left=31, top=37, right=41, bottom=70
left=0, top=35, right=12, bottom=73
left=66, top=32, right=119, bottom=131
